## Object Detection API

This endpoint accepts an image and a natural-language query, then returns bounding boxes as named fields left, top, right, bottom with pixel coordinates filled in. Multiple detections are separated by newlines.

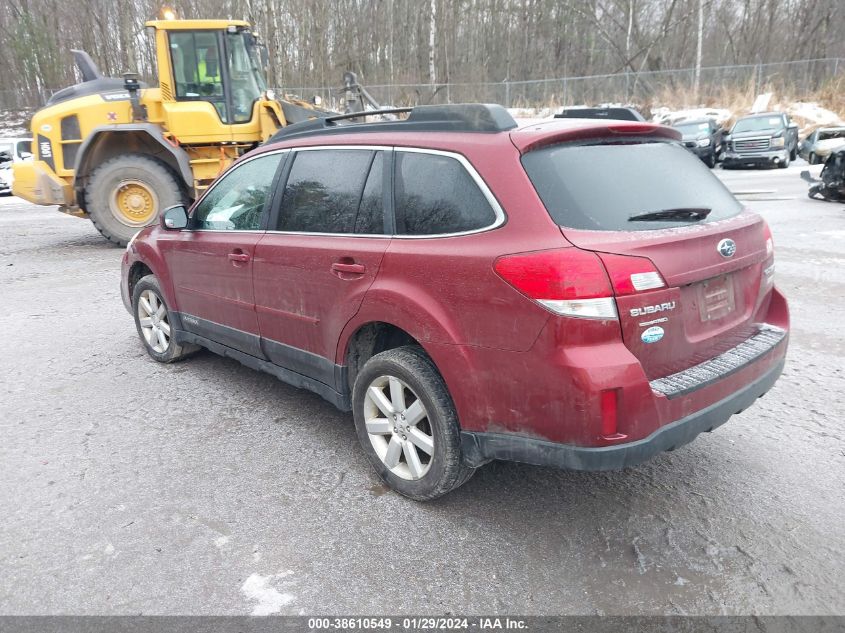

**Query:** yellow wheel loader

left=11, top=18, right=370, bottom=246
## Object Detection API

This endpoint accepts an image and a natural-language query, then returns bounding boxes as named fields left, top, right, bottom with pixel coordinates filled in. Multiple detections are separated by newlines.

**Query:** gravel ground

left=0, top=161, right=843, bottom=616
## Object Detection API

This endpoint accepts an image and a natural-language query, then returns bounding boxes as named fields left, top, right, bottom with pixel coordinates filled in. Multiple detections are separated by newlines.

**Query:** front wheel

left=132, top=275, right=196, bottom=363
left=86, top=154, right=186, bottom=246
left=778, top=152, right=790, bottom=169
left=352, top=346, right=474, bottom=500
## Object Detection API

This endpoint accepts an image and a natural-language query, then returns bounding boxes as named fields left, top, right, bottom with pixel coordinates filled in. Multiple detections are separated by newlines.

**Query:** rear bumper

left=461, top=355, right=785, bottom=470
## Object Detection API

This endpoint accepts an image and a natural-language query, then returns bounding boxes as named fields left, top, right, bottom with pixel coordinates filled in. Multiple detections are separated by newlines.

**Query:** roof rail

left=325, top=107, right=413, bottom=123
left=268, top=103, right=518, bottom=143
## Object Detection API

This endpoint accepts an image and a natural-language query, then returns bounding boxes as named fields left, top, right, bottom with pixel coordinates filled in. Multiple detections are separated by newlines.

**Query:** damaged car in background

left=798, top=126, right=845, bottom=165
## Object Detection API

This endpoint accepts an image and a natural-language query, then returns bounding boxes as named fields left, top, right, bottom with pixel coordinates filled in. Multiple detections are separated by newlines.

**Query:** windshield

left=675, top=122, right=710, bottom=135
left=521, top=141, right=743, bottom=231
left=732, top=116, right=784, bottom=134
left=227, top=31, right=267, bottom=123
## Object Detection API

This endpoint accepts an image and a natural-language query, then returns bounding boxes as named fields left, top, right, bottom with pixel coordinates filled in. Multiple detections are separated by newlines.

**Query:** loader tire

left=85, top=154, right=186, bottom=247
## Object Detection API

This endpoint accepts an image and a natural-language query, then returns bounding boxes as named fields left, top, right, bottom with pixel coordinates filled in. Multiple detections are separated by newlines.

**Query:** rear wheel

left=352, top=346, right=474, bottom=501
left=86, top=154, right=186, bottom=246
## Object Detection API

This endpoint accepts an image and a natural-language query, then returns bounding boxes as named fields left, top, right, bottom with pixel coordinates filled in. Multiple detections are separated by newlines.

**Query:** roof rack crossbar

left=325, top=107, right=413, bottom=124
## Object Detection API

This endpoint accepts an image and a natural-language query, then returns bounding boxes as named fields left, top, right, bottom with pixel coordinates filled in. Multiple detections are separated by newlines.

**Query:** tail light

left=493, top=248, right=617, bottom=319
left=761, top=221, right=775, bottom=291
left=597, top=253, right=666, bottom=296
left=763, top=221, right=774, bottom=259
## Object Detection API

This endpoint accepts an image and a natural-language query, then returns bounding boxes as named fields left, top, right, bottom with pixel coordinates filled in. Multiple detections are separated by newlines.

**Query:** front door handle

left=331, top=262, right=366, bottom=275
left=228, top=251, right=251, bottom=263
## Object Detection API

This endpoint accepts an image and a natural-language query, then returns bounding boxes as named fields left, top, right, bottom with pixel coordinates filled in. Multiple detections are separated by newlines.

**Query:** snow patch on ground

left=0, top=110, right=31, bottom=136
left=241, top=571, right=295, bottom=616
left=787, top=102, right=845, bottom=129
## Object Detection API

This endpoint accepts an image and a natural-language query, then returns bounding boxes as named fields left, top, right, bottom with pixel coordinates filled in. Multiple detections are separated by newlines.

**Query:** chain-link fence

left=287, top=57, right=844, bottom=111
left=2, top=57, right=842, bottom=118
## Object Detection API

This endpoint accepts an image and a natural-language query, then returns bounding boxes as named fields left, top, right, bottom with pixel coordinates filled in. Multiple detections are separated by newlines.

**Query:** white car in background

left=0, top=137, right=33, bottom=195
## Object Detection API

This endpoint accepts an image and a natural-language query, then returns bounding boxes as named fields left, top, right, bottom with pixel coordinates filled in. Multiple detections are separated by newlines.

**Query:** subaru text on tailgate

left=121, top=104, right=789, bottom=500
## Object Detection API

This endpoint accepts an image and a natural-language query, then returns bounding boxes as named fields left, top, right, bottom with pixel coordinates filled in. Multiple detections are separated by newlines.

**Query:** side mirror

left=161, top=204, right=188, bottom=230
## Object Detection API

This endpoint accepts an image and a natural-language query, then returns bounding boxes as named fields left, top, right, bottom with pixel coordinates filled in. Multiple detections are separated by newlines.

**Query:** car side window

left=394, top=151, right=496, bottom=235
left=277, top=149, right=383, bottom=234
left=192, top=152, right=283, bottom=231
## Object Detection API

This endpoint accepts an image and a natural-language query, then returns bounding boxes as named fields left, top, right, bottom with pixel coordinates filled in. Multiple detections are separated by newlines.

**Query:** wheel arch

left=127, top=261, right=154, bottom=303
left=73, top=126, right=194, bottom=210
left=126, top=239, right=179, bottom=311
left=340, top=321, right=422, bottom=395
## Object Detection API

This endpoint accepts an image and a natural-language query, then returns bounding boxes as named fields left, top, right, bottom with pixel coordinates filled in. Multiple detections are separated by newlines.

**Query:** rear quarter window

left=521, top=141, right=743, bottom=231
left=394, top=151, right=497, bottom=235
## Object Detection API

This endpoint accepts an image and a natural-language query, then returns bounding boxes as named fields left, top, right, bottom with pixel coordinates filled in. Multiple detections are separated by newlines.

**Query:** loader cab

left=148, top=20, right=269, bottom=138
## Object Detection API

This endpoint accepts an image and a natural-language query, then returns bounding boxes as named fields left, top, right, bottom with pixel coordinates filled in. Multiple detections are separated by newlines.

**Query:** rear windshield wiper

left=628, top=207, right=712, bottom=222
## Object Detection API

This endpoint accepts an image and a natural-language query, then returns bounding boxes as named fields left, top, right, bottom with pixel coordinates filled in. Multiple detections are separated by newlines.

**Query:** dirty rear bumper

left=460, top=356, right=785, bottom=471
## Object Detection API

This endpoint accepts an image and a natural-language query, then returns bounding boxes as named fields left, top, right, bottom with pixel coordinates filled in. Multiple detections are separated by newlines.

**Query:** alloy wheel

left=137, top=289, right=171, bottom=354
left=363, top=375, right=435, bottom=480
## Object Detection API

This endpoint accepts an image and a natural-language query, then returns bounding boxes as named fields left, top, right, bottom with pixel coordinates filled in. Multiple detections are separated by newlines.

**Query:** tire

left=132, top=274, right=196, bottom=363
left=85, top=154, right=186, bottom=247
left=352, top=346, right=474, bottom=501
left=778, top=152, right=789, bottom=169
left=705, top=151, right=716, bottom=168
left=790, top=146, right=797, bottom=162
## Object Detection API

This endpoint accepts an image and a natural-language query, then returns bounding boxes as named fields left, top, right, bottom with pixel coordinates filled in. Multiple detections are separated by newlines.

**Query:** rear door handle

left=228, top=252, right=251, bottom=263
left=331, top=262, right=366, bottom=275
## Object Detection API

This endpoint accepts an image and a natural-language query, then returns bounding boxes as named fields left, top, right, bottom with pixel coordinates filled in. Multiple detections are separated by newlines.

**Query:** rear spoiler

left=511, top=122, right=682, bottom=154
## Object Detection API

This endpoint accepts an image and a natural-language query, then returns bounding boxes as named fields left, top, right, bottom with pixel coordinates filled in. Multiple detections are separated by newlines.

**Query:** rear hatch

left=520, top=137, right=772, bottom=379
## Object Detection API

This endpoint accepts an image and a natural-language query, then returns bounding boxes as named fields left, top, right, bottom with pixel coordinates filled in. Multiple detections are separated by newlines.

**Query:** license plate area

left=698, top=275, right=735, bottom=322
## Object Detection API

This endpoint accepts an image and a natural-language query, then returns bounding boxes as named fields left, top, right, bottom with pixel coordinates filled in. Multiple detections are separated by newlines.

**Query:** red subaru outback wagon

left=121, top=104, right=789, bottom=500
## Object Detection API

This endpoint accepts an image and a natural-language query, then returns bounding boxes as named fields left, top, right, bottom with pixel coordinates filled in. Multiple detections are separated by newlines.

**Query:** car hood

left=731, top=129, right=782, bottom=139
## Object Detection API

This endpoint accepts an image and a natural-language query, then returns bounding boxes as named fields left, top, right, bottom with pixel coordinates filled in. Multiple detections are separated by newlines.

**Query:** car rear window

left=521, top=141, right=743, bottom=231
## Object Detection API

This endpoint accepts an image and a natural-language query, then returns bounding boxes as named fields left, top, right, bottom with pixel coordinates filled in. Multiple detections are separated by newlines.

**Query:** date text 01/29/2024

left=307, top=617, right=528, bottom=630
